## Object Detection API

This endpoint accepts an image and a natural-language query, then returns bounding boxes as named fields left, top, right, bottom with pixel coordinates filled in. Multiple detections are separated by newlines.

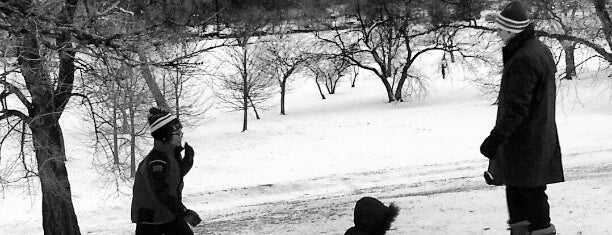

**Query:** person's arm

left=180, top=143, right=194, bottom=176
left=481, top=57, right=540, bottom=159
left=148, top=151, right=187, bottom=217
left=493, top=58, right=539, bottom=138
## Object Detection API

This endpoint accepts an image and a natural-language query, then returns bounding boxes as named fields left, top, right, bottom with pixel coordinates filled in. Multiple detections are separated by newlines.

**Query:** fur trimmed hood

left=345, top=197, right=400, bottom=235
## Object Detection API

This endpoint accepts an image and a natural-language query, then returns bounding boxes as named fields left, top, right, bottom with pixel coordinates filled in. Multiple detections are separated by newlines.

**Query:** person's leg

left=164, top=219, right=194, bottom=235
left=506, top=186, right=528, bottom=224
left=136, top=223, right=163, bottom=235
left=521, top=185, right=552, bottom=232
left=506, top=186, right=530, bottom=235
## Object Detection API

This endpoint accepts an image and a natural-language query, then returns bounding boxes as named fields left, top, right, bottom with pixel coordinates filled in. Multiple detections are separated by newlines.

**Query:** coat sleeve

left=494, top=57, right=539, bottom=138
left=148, top=151, right=187, bottom=216
left=180, top=150, right=194, bottom=176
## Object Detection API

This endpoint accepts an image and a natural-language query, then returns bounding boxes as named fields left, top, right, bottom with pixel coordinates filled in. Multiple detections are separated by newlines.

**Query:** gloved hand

left=480, top=131, right=505, bottom=159
left=184, top=142, right=194, bottom=159
left=484, top=171, right=503, bottom=186
left=184, top=209, right=201, bottom=227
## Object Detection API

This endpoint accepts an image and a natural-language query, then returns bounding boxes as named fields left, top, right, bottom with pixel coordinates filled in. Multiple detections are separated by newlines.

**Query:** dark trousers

left=506, top=185, right=551, bottom=231
left=136, top=219, right=193, bottom=235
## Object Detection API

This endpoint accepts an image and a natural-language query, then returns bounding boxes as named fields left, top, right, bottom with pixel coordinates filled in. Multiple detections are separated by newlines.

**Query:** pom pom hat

left=147, top=107, right=178, bottom=137
left=495, top=1, right=531, bottom=33
left=149, top=112, right=177, bottom=133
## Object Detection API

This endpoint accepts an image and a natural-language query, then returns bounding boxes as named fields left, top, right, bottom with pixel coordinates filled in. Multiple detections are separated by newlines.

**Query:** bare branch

left=0, top=109, right=29, bottom=122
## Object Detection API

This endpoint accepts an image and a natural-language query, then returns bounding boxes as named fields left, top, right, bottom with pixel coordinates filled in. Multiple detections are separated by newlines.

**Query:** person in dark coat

left=131, top=107, right=201, bottom=235
left=480, top=1, right=564, bottom=235
left=344, top=197, right=399, bottom=235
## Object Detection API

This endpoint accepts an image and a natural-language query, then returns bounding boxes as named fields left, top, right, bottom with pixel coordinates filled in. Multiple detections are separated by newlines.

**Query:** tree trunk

left=138, top=52, right=170, bottom=111
left=394, top=61, right=413, bottom=102
left=19, top=15, right=81, bottom=233
left=242, top=49, right=248, bottom=132
left=562, top=40, right=577, bottom=80
left=280, top=81, right=286, bottom=115
left=314, top=77, right=326, bottom=100
left=7, top=0, right=81, bottom=233
left=111, top=81, right=119, bottom=165
left=31, top=123, right=81, bottom=235
left=593, top=0, right=612, bottom=49
left=351, top=66, right=359, bottom=88
left=128, top=79, right=136, bottom=177
left=248, top=96, right=260, bottom=119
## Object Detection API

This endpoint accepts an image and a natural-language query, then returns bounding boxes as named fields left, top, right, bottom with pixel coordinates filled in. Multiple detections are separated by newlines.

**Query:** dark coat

left=488, top=24, right=564, bottom=187
left=131, top=141, right=193, bottom=224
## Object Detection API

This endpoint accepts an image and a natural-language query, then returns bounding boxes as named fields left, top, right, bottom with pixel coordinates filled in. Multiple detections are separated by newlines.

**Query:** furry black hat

left=345, top=197, right=400, bottom=235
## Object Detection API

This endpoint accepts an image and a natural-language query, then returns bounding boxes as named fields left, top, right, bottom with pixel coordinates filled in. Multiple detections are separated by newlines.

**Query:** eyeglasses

left=170, top=123, right=183, bottom=137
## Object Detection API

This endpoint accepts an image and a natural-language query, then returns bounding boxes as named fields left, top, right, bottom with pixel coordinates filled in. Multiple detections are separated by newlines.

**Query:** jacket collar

left=503, top=23, right=535, bottom=63
left=153, top=139, right=183, bottom=157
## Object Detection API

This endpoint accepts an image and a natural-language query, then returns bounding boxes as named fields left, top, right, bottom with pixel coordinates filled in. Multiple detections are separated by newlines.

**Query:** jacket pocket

left=137, top=208, right=155, bottom=223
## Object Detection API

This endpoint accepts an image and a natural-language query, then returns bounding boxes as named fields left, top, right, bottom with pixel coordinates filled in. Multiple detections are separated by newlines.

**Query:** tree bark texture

left=17, top=0, right=81, bottom=232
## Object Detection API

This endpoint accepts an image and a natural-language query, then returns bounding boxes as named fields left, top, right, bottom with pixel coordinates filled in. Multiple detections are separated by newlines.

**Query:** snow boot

left=508, top=221, right=529, bottom=235
left=528, top=224, right=556, bottom=235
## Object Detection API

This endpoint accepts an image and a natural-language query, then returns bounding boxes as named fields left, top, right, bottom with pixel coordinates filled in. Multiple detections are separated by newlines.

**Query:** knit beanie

left=495, top=1, right=531, bottom=33
left=350, top=197, right=400, bottom=235
left=147, top=107, right=178, bottom=140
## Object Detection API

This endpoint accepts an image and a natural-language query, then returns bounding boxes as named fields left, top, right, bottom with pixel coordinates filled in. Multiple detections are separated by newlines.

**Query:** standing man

left=480, top=1, right=564, bottom=235
left=132, top=107, right=201, bottom=235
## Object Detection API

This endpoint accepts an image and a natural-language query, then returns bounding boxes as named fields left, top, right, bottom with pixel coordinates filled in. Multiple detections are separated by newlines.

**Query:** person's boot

left=508, top=221, right=529, bottom=235
left=528, top=224, right=556, bottom=235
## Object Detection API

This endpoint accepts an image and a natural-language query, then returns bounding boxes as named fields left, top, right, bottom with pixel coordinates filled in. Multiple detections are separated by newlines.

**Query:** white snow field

left=0, top=47, right=611, bottom=234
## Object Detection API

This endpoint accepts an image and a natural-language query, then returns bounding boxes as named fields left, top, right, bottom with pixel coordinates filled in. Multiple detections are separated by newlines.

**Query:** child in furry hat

left=344, top=197, right=400, bottom=235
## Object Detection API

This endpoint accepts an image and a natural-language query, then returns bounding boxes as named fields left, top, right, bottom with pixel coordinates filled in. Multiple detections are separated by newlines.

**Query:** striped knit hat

left=147, top=107, right=177, bottom=133
left=495, top=1, right=531, bottom=33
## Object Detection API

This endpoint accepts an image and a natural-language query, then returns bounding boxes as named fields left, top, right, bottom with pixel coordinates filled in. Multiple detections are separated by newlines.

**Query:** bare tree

left=215, top=39, right=277, bottom=131
left=0, top=0, right=221, bottom=233
left=316, top=0, right=483, bottom=102
left=307, top=56, right=350, bottom=95
left=530, top=0, right=595, bottom=80
left=260, top=34, right=313, bottom=115
left=0, top=1, right=81, bottom=233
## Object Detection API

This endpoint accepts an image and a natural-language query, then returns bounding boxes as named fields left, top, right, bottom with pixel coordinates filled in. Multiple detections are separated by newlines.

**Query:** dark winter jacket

left=488, top=24, right=564, bottom=187
left=131, top=141, right=193, bottom=224
left=344, top=197, right=399, bottom=235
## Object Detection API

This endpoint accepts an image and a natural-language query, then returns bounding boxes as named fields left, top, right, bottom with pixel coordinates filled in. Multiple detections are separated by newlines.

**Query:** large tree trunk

left=18, top=0, right=81, bottom=230
left=31, top=123, right=81, bottom=235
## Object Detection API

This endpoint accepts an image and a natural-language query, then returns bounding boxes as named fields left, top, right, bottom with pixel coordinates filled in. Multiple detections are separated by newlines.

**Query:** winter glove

left=480, top=131, right=506, bottom=159
left=184, top=142, right=194, bottom=159
left=184, top=209, right=201, bottom=227
left=483, top=171, right=503, bottom=186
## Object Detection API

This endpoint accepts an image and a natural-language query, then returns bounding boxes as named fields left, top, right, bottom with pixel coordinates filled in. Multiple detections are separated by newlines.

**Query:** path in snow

left=191, top=150, right=612, bottom=234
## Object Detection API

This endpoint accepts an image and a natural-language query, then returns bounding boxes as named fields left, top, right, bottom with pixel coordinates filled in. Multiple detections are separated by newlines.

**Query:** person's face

left=496, top=28, right=516, bottom=45
left=168, top=122, right=183, bottom=147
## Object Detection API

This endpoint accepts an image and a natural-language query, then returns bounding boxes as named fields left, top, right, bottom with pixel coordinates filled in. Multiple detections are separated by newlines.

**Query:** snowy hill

left=1, top=48, right=611, bottom=234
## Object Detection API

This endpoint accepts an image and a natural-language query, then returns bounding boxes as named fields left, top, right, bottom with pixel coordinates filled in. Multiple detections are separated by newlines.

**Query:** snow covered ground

left=0, top=51, right=611, bottom=234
